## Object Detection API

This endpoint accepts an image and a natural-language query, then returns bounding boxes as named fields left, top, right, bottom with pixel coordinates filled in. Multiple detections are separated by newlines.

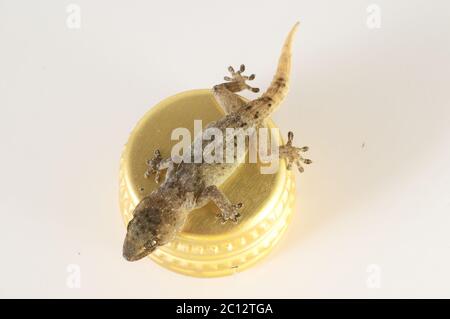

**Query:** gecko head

left=122, top=197, right=165, bottom=262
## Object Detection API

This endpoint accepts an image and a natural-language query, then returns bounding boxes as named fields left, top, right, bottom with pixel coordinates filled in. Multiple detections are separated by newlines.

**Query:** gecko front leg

left=200, top=185, right=243, bottom=224
left=213, top=64, right=259, bottom=113
left=144, top=149, right=172, bottom=183
left=279, top=132, right=312, bottom=173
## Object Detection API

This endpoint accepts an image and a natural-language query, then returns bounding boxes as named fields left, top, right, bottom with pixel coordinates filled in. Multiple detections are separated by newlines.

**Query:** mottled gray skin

left=123, top=23, right=311, bottom=261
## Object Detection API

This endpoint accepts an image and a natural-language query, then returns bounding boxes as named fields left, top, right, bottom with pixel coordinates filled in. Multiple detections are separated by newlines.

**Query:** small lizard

left=123, top=22, right=311, bottom=261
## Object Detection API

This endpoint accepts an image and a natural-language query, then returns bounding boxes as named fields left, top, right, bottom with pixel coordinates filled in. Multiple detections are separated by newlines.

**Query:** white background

left=1, top=0, right=449, bottom=298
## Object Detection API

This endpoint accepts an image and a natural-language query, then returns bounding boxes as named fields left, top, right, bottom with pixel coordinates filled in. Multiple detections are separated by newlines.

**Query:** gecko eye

left=144, top=239, right=157, bottom=250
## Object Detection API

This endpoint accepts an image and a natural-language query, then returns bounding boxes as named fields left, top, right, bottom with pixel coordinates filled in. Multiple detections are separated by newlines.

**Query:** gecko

left=123, top=22, right=311, bottom=261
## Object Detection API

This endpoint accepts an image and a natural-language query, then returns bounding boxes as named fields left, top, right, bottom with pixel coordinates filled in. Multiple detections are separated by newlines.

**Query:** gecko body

left=123, top=23, right=311, bottom=261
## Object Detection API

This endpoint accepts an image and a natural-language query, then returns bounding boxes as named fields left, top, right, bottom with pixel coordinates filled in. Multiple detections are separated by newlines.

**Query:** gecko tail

left=263, top=22, right=299, bottom=104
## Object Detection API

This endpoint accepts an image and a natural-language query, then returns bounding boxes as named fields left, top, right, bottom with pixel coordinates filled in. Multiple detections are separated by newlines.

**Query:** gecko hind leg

left=213, top=64, right=259, bottom=113
left=144, top=149, right=172, bottom=183
left=279, top=132, right=312, bottom=173
left=224, top=64, right=260, bottom=93
left=200, top=185, right=243, bottom=224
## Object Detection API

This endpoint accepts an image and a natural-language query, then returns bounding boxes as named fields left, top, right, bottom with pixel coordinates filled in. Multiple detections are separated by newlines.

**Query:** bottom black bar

left=1, top=299, right=448, bottom=317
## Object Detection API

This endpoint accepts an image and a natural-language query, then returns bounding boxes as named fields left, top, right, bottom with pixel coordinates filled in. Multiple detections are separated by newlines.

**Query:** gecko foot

left=279, top=131, right=312, bottom=173
left=224, top=64, right=259, bottom=93
left=144, top=149, right=163, bottom=183
left=216, top=202, right=243, bottom=224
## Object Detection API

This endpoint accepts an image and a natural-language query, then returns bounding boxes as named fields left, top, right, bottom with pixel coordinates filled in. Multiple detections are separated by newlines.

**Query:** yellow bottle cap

left=119, top=89, right=296, bottom=277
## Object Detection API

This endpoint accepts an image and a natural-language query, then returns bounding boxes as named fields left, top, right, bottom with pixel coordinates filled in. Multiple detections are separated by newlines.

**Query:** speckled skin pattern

left=123, top=23, right=311, bottom=261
